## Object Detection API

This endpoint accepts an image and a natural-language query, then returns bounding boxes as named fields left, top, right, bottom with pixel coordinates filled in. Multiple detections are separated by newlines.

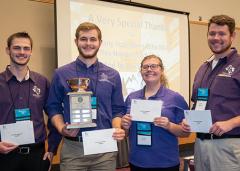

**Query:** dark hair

left=75, top=22, right=102, bottom=40
left=140, top=54, right=168, bottom=87
left=7, top=32, right=33, bottom=49
left=208, top=15, right=235, bottom=35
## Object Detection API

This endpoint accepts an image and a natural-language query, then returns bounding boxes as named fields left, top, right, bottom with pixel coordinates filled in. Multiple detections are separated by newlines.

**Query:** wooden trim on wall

left=28, top=0, right=54, bottom=4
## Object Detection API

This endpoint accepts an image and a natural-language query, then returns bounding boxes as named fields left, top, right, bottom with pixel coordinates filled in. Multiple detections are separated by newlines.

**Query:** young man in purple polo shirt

left=183, top=15, right=240, bottom=171
left=0, top=32, right=61, bottom=171
left=46, top=22, right=125, bottom=171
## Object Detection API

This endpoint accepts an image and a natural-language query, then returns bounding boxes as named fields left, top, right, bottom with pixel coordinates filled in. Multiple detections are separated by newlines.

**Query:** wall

left=134, top=0, right=240, bottom=26
left=0, top=0, right=56, bottom=80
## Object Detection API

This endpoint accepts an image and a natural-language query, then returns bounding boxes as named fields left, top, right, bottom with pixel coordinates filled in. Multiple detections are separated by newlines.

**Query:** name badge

left=15, top=108, right=31, bottom=121
left=136, top=122, right=152, bottom=146
left=195, top=88, right=209, bottom=110
left=91, top=96, right=97, bottom=120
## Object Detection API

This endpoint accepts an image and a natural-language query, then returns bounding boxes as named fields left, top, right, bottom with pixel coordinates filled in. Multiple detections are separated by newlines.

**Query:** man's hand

left=43, top=152, right=54, bottom=171
left=112, top=128, right=125, bottom=141
left=51, top=114, right=80, bottom=137
left=0, top=142, right=18, bottom=154
left=210, top=120, right=234, bottom=136
left=121, top=114, right=132, bottom=130
left=61, top=123, right=80, bottom=137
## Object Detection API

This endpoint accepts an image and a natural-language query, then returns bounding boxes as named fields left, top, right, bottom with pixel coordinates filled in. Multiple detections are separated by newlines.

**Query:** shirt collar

left=75, top=57, right=99, bottom=73
left=5, top=65, right=35, bottom=82
left=206, top=47, right=237, bottom=63
left=141, top=84, right=165, bottom=99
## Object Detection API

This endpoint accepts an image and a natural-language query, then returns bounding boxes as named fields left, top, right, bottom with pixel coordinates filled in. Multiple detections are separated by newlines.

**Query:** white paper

left=82, top=128, right=117, bottom=155
left=130, top=99, right=163, bottom=122
left=0, top=121, right=35, bottom=145
left=195, top=100, right=207, bottom=110
left=184, top=110, right=212, bottom=133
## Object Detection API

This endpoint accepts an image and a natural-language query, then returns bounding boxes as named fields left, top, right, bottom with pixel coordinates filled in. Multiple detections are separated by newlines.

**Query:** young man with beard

left=0, top=32, right=61, bottom=171
left=46, top=22, right=125, bottom=171
left=183, top=15, right=240, bottom=171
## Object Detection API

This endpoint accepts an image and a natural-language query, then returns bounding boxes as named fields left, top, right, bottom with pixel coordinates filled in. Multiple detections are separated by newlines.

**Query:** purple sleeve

left=47, top=120, right=62, bottom=154
left=111, top=73, right=125, bottom=118
left=46, top=71, right=65, bottom=118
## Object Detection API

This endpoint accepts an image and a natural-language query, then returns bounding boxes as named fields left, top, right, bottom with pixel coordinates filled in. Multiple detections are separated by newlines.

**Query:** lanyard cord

left=199, top=58, right=227, bottom=89
left=7, top=78, right=31, bottom=120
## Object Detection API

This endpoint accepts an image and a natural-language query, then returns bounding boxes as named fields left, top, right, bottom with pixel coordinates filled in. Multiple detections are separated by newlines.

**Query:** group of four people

left=0, top=14, right=240, bottom=171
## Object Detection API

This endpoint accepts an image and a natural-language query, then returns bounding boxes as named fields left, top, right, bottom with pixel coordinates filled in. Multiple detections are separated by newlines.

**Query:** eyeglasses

left=141, top=64, right=161, bottom=71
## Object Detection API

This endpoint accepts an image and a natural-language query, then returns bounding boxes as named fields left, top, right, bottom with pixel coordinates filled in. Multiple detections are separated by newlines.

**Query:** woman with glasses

left=122, top=55, right=189, bottom=171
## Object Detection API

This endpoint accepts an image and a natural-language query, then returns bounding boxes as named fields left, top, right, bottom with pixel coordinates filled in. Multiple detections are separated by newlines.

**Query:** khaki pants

left=60, top=138, right=117, bottom=171
left=194, top=138, right=240, bottom=171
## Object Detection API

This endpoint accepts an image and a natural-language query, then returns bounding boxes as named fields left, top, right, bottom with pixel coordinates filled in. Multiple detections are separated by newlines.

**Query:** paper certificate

left=0, top=121, right=35, bottom=145
left=184, top=110, right=212, bottom=133
left=130, top=99, right=163, bottom=122
left=82, top=128, right=117, bottom=155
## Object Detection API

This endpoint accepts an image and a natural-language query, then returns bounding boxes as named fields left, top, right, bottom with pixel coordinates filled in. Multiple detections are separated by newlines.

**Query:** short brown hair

left=208, top=15, right=235, bottom=35
left=75, top=22, right=102, bottom=40
left=7, top=32, right=33, bottom=49
left=141, top=54, right=168, bottom=87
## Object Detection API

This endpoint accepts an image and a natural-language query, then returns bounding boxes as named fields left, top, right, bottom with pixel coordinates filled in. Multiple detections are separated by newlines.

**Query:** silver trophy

left=66, top=78, right=97, bottom=129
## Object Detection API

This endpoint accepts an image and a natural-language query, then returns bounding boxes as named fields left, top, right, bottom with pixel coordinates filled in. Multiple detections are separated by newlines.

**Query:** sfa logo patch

left=218, top=65, right=235, bottom=77
left=32, top=85, right=41, bottom=97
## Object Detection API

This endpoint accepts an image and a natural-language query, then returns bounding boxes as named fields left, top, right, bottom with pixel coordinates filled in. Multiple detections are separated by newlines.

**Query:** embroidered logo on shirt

left=218, top=65, right=235, bottom=77
left=32, top=85, right=41, bottom=97
left=99, top=73, right=112, bottom=84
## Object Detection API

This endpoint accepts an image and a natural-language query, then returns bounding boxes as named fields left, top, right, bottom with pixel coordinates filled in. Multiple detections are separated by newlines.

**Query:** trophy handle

left=85, top=79, right=90, bottom=87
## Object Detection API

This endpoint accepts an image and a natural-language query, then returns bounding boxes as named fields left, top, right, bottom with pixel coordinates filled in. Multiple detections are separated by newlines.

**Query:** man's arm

left=210, top=115, right=240, bottom=136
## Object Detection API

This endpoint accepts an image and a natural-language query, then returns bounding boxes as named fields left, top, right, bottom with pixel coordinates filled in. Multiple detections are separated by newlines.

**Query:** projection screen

left=55, top=0, right=190, bottom=102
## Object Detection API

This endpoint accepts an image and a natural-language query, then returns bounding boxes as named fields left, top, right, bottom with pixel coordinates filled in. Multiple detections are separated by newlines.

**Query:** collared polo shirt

left=0, top=66, right=61, bottom=153
left=46, top=58, right=125, bottom=133
left=125, top=85, right=188, bottom=168
left=192, top=48, right=240, bottom=135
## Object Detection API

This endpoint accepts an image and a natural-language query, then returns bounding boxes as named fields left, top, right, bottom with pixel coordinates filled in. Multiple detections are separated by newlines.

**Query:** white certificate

left=82, top=128, right=117, bottom=155
left=130, top=99, right=163, bottom=122
left=0, top=121, right=35, bottom=145
left=184, top=110, right=212, bottom=133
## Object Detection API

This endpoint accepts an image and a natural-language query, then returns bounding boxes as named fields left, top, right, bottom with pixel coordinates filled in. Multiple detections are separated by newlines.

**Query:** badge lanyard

left=7, top=79, right=31, bottom=121
left=199, top=57, right=228, bottom=89
left=196, top=58, right=227, bottom=110
left=136, top=122, right=152, bottom=146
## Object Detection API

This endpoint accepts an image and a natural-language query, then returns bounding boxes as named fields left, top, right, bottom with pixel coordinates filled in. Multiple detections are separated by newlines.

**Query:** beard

left=10, top=54, right=30, bottom=66
left=78, top=46, right=99, bottom=59
left=209, top=41, right=232, bottom=55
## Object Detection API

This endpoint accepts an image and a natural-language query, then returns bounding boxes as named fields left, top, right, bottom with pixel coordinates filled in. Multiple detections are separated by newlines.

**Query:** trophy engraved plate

left=67, top=78, right=97, bottom=129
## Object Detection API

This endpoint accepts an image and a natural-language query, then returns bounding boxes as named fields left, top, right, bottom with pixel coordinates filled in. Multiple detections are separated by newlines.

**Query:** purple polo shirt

left=125, top=85, right=188, bottom=168
left=192, top=48, right=240, bottom=135
left=46, top=58, right=125, bottom=134
left=0, top=66, right=61, bottom=153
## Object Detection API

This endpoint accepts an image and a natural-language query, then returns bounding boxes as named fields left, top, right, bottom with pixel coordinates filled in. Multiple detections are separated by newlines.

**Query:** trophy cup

left=66, top=78, right=97, bottom=129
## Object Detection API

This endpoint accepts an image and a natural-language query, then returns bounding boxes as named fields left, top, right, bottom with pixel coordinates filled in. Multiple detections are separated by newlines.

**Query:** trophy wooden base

left=66, top=122, right=97, bottom=129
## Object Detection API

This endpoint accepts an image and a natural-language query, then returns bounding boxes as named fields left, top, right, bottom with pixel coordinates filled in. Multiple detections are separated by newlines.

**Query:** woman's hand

left=153, top=116, right=170, bottom=130
left=121, top=114, right=132, bottom=130
left=181, top=119, right=191, bottom=133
